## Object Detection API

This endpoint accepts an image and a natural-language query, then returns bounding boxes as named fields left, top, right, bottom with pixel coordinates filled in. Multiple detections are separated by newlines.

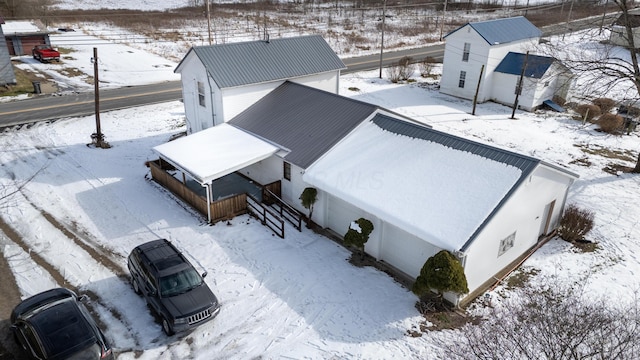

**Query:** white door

left=327, top=195, right=365, bottom=238
left=380, top=222, right=439, bottom=279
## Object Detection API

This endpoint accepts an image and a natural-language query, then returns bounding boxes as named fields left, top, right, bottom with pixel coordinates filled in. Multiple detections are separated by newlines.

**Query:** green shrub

left=597, top=113, right=624, bottom=134
left=576, top=104, right=601, bottom=122
left=592, top=98, right=617, bottom=113
left=558, top=204, right=594, bottom=242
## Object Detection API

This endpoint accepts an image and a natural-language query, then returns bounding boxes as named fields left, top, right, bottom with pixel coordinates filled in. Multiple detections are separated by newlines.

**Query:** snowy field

left=2, top=2, right=640, bottom=359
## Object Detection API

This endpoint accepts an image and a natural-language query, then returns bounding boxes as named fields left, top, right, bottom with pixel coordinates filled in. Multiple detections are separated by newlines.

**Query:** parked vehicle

left=32, top=45, right=60, bottom=62
left=127, top=239, right=221, bottom=335
left=10, top=287, right=114, bottom=360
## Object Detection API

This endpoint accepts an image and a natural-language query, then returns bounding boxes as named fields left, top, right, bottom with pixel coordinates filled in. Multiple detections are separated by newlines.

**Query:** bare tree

left=436, top=280, right=640, bottom=359
left=537, top=0, right=640, bottom=171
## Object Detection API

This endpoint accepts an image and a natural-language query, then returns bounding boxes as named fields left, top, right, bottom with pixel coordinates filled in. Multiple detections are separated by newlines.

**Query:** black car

left=10, top=287, right=114, bottom=360
left=127, top=239, right=221, bottom=335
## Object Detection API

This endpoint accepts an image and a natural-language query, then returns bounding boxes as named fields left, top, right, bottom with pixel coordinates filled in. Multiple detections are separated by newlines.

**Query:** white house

left=440, top=16, right=572, bottom=111
left=174, top=35, right=346, bottom=134
left=610, top=14, right=640, bottom=48
left=153, top=80, right=578, bottom=305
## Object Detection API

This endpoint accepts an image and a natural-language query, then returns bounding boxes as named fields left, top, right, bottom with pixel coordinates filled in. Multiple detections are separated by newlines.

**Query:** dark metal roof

left=176, top=35, right=346, bottom=89
left=373, top=114, right=540, bottom=174
left=230, top=81, right=380, bottom=168
left=446, top=16, right=541, bottom=45
left=494, top=52, right=555, bottom=79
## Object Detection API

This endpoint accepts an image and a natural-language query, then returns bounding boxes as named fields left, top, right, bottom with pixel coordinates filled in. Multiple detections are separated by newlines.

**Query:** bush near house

left=558, top=204, right=594, bottom=243
left=412, top=250, right=468, bottom=311
left=597, top=113, right=624, bottom=134
left=343, top=218, right=374, bottom=260
left=592, top=98, right=617, bottom=113
left=575, top=104, right=601, bottom=122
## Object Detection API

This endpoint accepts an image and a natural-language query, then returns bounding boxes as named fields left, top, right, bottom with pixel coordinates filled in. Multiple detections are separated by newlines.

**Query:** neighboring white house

left=610, top=14, right=640, bottom=48
left=174, top=35, right=346, bottom=134
left=440, top=16, right=572, bottom=111
left=153, top=79, right=578, bottom=305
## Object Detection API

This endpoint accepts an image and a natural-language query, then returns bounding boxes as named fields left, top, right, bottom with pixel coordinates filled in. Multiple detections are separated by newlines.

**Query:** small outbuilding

left=2, top=20, right=53, bottom=56
left=610, top=14, right=640, bottom=48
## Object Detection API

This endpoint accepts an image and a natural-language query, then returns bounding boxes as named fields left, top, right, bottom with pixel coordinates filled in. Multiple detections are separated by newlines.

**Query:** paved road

left=0, top=12, right=621, bottom=128
left=0, top=82, right=183, bottom=128
left=0, top=46, right=444, bottom=128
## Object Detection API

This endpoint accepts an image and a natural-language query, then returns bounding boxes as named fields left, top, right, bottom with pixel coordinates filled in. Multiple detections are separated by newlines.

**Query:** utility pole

left=439, top=0, right=448, bottom=41
left=91, top=47, right=109, bottom=148
left=472, top=65, right=484, bottom=115
left=378, top=0, right=386, bottom=79
left=511, top=51, right=529, bottom=120
left=206, top=0, right=212, bottom=45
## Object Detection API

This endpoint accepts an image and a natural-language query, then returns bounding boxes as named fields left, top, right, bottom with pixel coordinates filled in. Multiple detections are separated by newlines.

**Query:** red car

left=32, top=45, right=60, bottom=62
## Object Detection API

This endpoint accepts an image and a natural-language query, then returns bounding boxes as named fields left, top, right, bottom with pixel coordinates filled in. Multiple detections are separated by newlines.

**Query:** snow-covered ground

left=2, top=4, right=640, bottom=359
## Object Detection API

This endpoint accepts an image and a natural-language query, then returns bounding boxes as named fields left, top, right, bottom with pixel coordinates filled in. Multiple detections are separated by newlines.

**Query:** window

left=458, top=71, right=466, bottom=88
left=462, top=42, right=470, bottom=62
left=197, top=81, right=205, bottom=107
left=498, top=232, right=516, bottom=257
left=283, top=162, right=291, bottom=181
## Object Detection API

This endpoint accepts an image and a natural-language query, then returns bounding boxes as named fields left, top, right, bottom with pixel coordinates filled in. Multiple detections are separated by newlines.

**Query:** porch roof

left=153, top=123, right=279, bottom=184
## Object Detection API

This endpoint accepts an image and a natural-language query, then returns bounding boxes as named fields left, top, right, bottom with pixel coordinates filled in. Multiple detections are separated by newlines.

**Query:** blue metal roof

left=494, top=52, right=555, bottom=79
left=175, top=35, right=346, bottom=89
left=446, top=16, right=541, bottom=45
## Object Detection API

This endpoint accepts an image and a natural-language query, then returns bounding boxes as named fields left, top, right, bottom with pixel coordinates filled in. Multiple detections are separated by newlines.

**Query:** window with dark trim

left=498, top=232, right=516, bottom=257
left=462, top=42, right=470, bottom=62
left=458, top=71, right=466, bottom=88
left=197, top=81, right=205, bottom=107
left=283, top=162, right=291, bottom=181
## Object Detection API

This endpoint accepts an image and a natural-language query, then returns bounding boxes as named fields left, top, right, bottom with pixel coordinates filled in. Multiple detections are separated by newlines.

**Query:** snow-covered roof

left=304, top=115, right=532, bottom=251
left=445, top=16, right=541, bottom=45
left=175, top=35, right=346, bottom=89
left=153, top=123, right=279, bottom=184
left=1, top=20, right=46, bottom=34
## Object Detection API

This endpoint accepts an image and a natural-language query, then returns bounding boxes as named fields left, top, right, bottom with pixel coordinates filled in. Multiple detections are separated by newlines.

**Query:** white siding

left=221, top=72, right=340, bottom=123
left=440, top=26, right=491, bottom=100
left=441, top=24, right=540, bottom=103
left=380, top=222, right=440, bottom=278
left=461, top=164, right=574, bottom=296
left=178, top=53, right=220, bottom=134
left=238, top=155, right=282, bottom=185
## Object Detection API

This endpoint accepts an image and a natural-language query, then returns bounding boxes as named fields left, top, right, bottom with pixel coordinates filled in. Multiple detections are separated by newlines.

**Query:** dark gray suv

left=127, top=239, right=220, bottom=335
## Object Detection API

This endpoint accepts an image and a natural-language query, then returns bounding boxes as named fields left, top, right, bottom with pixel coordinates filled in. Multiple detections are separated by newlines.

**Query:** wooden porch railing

left=263, top=188, right=303, bottom=232
left=246, top=194, right=285, bottom=238
left=148, top=160, right=247, bottom=223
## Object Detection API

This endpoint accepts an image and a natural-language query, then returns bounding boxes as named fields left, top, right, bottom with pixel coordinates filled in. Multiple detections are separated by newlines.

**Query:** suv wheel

left=162, top=317, right=174, bottom=336
left=131, top=278, right=140, bottom=295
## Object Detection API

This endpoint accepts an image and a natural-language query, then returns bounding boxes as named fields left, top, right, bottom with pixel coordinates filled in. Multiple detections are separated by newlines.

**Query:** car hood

left=162, top=284, right=217, bottom=317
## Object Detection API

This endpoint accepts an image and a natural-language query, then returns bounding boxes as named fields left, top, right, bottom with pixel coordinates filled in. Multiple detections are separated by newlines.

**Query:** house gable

left=440, top=17, right=542, bottom=103
left=175, top=35, right=346, bottom=89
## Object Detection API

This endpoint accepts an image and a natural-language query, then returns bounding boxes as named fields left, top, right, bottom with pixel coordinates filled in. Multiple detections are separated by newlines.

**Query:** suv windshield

left=159, top=268, right=203, bottom=297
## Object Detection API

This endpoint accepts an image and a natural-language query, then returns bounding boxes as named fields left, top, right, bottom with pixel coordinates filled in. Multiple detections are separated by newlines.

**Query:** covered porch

left=149, top=124, right=302, bottom=237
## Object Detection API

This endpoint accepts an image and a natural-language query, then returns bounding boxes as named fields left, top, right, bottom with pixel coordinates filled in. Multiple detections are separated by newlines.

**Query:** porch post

left=203, top=183, right=212, bottom=223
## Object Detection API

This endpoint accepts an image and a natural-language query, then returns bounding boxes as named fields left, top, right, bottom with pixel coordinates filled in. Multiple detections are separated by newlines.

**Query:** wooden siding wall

left=148, top=160, right=247, bottom=224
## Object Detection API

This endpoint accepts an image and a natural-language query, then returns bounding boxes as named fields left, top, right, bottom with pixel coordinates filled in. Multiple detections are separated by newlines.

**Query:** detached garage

left=304, top=113, right=577, bottom=304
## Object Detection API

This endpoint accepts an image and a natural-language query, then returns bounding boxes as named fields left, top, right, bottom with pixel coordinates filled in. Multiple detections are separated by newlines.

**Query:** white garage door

left=327, top=195, right=366, bottom=238
left=381, top=222, right=439, bottom=278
